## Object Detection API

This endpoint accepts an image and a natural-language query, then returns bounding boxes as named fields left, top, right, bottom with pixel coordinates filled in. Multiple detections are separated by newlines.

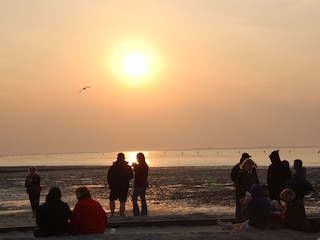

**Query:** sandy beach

left=1, top=166, right=319, bottom=239
left=2, top=228, right=320, bottom=240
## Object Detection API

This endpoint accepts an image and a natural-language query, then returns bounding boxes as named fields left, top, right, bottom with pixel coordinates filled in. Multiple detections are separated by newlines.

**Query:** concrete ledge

left=107, top=218, right=223, bottom=228
left=0, top=218, right=227, bottom=233
left=1, top=216, right=319, bottom=233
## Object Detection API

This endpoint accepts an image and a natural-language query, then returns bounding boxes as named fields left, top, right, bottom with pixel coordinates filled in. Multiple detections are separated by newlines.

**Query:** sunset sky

left=1, top=1, right=320, bottom=155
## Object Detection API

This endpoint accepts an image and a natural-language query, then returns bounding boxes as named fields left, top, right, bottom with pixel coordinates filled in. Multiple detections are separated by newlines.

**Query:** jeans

left=132, top=187, right=147, bottom=216
left=29, top=192, right=40, bottom=212
left=235, top=196, right=242, bottom=223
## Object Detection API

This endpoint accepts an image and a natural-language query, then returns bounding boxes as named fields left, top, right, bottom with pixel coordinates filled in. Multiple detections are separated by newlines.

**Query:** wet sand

left=0, top=166, right=319, bottom=239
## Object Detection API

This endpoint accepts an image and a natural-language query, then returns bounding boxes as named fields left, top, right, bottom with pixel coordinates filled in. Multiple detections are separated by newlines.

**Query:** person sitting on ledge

left=280, top=188, right=320, bottom=233
left=70, top=186, right=107, bottom=235
left=217, top=184, right=270, bottom=231
left=33, top=187, right=72, bottom=237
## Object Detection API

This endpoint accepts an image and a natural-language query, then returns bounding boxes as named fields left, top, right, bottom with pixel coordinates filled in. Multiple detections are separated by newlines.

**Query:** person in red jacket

left=25, top=167, right=42, bottom=217
left=70, top=187, right=107, bottom=235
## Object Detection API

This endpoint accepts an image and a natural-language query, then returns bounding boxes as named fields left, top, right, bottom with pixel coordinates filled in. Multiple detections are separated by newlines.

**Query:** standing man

left=132, top=152, right=149, bottom=216
left=107, top=153, right=134, bottom=217
left=231, top=152, right=251, bottom=223
left=267, top=150, right=292, bottom=201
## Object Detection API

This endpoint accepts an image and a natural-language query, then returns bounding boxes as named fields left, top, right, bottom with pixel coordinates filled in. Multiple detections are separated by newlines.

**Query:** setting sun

left=122, top=53, right=148, bottom=77
left=107, top=39, right=161, bottom=86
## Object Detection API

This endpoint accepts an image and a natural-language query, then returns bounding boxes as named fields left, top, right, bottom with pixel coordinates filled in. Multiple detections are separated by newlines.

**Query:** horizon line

left=1, top=145, right=320, bottom=157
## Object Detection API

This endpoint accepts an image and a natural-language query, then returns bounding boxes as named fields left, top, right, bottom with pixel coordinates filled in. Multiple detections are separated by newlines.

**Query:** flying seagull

left=79, top=86, right=91, bottom=93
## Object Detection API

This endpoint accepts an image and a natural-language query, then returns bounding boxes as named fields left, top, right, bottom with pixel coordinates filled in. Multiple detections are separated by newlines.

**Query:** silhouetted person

left=33, top=187, right=72, bottom=237
left=267, top=150, right=292, bottom=201
left=237, top=158, right=260, bottom=222
left=287, top=159, right=314, bottom=201
left=107, top=153, right=134, bottom=217
left=25, top=167, right=42, bottom=217
left=231, top=152, right=252, bottom=222
left=132, top=152, right=149, bottom=216
left=280, top=188, right=319, bottom=232
left=231, top=153, right=251, bottom=182
left=218, top=184, right=270, bottom=230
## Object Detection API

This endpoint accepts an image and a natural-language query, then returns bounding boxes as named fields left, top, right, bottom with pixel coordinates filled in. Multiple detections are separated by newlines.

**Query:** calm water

left=1, top=147, right=320, bottom=167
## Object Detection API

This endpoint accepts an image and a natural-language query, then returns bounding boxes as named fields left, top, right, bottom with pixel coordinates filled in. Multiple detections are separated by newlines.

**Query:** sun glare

left=124, top=151, right=150, bottom=166
left=122, top=53, right=148, bottom=77
left=125, top=151, right=138, bottom=166
left=107, top=39, right=160, bottom=86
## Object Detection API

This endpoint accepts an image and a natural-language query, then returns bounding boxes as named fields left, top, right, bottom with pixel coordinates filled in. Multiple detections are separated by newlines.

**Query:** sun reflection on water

left=123, top=151, right=138, bottom=166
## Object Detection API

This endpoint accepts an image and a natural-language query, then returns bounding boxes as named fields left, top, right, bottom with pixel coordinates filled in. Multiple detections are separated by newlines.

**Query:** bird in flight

left=79, top=86, right=91, bottom=93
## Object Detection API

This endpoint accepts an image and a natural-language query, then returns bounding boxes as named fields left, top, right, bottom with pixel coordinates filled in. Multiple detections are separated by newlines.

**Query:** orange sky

left=1, top=1, right=320, bottom=154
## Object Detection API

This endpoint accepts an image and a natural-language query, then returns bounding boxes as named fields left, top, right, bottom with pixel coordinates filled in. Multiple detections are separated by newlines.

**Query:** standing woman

left=25, top=167, right=42, bottom=217
left=230, top=152, right=251, bottom=223
left=237, top=158, right=260, bottom=221
left=132, top=152, right=149, bottom=216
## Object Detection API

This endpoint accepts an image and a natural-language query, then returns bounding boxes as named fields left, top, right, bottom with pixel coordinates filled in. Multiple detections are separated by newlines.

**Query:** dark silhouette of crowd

left=228, top=150, right=319, bottom=232
left=26, top=150, right=318, bottom=236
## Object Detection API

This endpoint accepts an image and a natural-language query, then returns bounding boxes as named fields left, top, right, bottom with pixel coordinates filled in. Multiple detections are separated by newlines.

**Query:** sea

left=1, top=146, right=320, bottom=167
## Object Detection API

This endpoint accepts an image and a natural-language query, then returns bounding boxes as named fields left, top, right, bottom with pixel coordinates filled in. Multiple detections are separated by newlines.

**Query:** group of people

left=221, top=150, right=319, bottom=232
left=33, top=186, right=107, bottom=237
left=107, top=152, right=149, bottom=217
left=25, top=152, right=149, bottom=237
left=25, top=150, right=318, bottom=236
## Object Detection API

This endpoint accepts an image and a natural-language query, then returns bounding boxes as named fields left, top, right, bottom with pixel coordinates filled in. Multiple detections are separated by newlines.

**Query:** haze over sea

left=1, top=146, right=320, bottom=167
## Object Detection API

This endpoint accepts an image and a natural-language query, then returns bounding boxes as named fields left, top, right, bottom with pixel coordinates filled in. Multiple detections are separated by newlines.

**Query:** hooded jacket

left=36, top=187, right=72, bottom=236
left=267, top=150, right=292, bottom=200
left=243, top=184, right=270, bottom=230
left=107, top=159, right=134, bottom=190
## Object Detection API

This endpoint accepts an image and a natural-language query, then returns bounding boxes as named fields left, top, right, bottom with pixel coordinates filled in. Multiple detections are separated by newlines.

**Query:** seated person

left=70, top=186, right=107, bottom=235
left=269, top=199, right=286, bottom=228
left=33, top=187, right=72, bottom=237
left=218, top=184, right=270, bottom=230
left=280, top=188, right=319, bottom=233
